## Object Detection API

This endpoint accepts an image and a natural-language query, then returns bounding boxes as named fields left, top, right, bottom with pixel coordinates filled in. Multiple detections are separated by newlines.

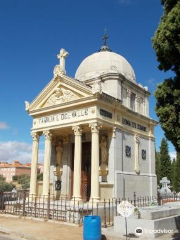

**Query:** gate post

left=22, top=190, right=26, bottom=216
left=47, top=190, right=50, bottom=219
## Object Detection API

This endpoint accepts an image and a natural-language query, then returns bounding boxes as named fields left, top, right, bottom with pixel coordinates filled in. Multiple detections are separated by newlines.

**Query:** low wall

left=114, top=205, right=180, bottom=238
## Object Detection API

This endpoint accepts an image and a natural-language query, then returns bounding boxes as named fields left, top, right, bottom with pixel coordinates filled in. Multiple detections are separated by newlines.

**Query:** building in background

left=0, top=161, right=43, bottom=182
left=0, top=161, right=31, bottom=182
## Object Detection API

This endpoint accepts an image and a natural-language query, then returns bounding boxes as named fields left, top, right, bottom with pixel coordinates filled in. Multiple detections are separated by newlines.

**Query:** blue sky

left=0, top=0, right=176, bottom=163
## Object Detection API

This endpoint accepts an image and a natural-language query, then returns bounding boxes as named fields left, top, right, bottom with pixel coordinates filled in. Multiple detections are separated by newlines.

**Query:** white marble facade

left=27, top=43, right=158, bottom=201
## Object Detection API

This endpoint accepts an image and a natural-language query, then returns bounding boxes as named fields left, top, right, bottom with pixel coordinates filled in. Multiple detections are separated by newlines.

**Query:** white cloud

left=169, top=151, right=176, bottom=160
left=0, top=122, right=9, bottom=130
left=0, top=141, right=44, bottom=164
left=145, top=78, right=157, bottom=88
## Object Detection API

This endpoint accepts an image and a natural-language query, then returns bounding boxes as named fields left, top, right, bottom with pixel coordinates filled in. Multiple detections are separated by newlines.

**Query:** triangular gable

left=28, top=75, right=93, bottom=111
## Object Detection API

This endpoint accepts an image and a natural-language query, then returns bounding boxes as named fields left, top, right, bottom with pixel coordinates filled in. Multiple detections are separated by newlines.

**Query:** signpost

left=117, top=200, right=135, bottom=240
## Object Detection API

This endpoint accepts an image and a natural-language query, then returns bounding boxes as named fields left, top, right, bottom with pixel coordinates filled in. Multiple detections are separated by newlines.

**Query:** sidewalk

left=0, top=214, right=179, bottom=240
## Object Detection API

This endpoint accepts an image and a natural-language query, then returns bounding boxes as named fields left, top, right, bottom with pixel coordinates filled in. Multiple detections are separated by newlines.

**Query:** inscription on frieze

left=36, top=108, right=89, bottom=126
left=100, top=109, right=112, bottom=119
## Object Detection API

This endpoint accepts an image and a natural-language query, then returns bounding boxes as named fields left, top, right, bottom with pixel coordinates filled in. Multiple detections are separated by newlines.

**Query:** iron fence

left=0, top=191, right=179, bottom=227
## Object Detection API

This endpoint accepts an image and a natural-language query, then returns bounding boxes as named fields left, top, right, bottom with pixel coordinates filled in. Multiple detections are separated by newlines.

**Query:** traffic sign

left=117, top=200, right=135, bottom=218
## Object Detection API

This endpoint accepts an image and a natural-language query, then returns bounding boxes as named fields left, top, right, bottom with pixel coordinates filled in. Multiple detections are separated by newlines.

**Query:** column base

left=89, top=197, right=100, bottom=203
left=42, top=194, right=49, bottom=200
left=29, top=193, right=37, bottom=201
left=70, top=196, right=83, bottom=205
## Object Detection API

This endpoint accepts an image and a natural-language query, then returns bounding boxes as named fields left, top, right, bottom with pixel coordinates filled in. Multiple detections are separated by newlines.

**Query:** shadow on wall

left=101, top=235, right=107, bottom=240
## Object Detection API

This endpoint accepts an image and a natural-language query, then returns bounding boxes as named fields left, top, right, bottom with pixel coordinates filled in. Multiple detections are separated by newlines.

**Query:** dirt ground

left=0, top=214, right=179, bottom=240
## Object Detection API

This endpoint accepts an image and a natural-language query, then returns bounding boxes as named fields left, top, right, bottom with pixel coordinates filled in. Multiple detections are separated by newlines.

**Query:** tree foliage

left=16, top=174, right=30, bottom=190
left=154, top=79, right=180, bottom=151
left=159, top=138, right=171, bottom=181
left=155, top=151, right=161, bottom=185
left=170, top=158, right=176, bottom=191
left=152, top=1, right=180, bottom=75
left=174, top=152, right=180, bottom=192
left=152, top=0, right=180, bottom=153
left=0, top=174, right=6, bottom=182
left=37, top=173, right=43, bottom=181
left=0, top=174, right=15, bottom=191
left=12, top=175, right=18, bottom=181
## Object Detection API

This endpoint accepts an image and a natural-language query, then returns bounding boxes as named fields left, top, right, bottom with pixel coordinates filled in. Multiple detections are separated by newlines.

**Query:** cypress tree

left=152, top=1, right=180, bottom=154
left=155, top=151, right=161, bottom=185
left=159, top=138, right=171, bottom=181
left=170, top=158, right=176, bottom=191
left=174, top=153, right=180, bottom=192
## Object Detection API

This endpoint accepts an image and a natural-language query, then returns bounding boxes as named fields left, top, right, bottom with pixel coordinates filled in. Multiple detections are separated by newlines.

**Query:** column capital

left=108, top=127, right=116, bottom=138
left=126, top=89, right=131, bottom=97
left=31, top=132, right=40, bottom=141
left=135, top=94, right=140, bottom=102
left=89, top=122, right=102, bottom=133
left=72, top=125, right=82, bottom=136
left=62, top=134, right=70, bottom=143
left=43, top=130, right=52, bottom=140
left=134, top=134, right=140, bottom=144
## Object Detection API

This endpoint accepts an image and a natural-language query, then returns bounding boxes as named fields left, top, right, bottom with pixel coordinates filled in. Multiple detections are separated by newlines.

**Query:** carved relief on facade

left=134, top=134, right=140, bottom=174
left=141, top=149, right=146, bottom=160
left=44, top=87, right=79, bottom=107
left=53, top=141, right=63, bottom=177
left=92, top=81, right=102, bottom=95
left=99, top=136, right=109, bottom=176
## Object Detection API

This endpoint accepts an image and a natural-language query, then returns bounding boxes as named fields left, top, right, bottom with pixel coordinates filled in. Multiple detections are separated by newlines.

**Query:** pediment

left=43, top=86, right=80, bottom=107
left=27, top=75, right=93, bottom=112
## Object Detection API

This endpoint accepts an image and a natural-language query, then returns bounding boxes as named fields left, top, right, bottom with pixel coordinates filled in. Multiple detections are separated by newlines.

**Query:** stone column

left=90, top=122, right=101, bottom=202
left=61, top=135, right=70, bottom=198
left=72, top=126, right=82, bottom=201
left=43, top=130, right=52, bottom=197
left=134, top=134, right=140, bottom=174
left=30, top=132, right=40, bottom=196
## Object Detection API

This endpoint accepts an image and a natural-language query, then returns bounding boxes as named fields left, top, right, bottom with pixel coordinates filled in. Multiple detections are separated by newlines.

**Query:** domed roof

left=75, top=51, right=136, bottom=82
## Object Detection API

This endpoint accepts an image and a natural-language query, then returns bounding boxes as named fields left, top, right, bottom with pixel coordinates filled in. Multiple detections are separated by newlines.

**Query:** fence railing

left=0, top=191, right=179, bottom=226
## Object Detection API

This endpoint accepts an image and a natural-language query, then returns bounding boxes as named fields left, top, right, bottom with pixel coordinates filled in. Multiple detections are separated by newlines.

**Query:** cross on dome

left=102, top=29, right=108, bottom=46
left=99, top=29, right=111, bottom=52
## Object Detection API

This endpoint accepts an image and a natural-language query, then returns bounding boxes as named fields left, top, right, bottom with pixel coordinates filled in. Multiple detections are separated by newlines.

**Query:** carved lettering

left=36, top=108, right=89, bottom=126
left=122, top=118, right=147, bottom=132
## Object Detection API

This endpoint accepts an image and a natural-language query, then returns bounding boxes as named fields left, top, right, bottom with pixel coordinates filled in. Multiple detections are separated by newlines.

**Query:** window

left=130, top=92, right=136, bottom=110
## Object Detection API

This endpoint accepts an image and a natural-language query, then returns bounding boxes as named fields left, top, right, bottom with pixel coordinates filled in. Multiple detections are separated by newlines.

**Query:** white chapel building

left=26, top=35, right=158, bottom=202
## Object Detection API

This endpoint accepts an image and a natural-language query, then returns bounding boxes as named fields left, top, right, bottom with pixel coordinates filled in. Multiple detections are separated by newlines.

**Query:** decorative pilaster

left=72, top=126, right=82, bottom=201
left=145, top=95, right=149, bottom=116
left=134, top=134, right=140, bottom=174
left=30, top=132, right=40, bottom=196
left=89, top=123, right=101, bottom=202
left=135, top=95, right=140, bottom=113
left=43, top=130, right=52, bottom=197
left=143, top=98, right=146, bottom=115
left=127, top=89, right=131, bottom=108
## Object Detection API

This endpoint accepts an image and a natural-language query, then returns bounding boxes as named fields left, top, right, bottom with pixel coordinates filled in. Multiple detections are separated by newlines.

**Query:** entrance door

left=81, top=142, right=91, bottom=201
left=71, top=142, right=91, bottom=202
